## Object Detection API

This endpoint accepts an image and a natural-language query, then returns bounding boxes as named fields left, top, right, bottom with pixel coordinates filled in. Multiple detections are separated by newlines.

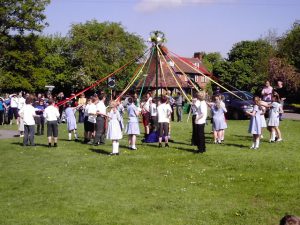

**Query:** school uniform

left=94, top=100, right=106, bottom=145
left=18, top=104, right=36, bottom=146
left=106, top=110, right=122, bottom=140
left=44, top=105, right=60, bottom=138
left=65, top=107, right=77, bottom=131
left=195, top=100, right=207, bottom=153
left=126, top=103, right=140, bottom=135
left=157, top=103, right=172, bottom=138
left=268, top=102, right=281, bottom=127
left=211, top=104, right=227, bottom=131
left=248, top=105, right=262, bottom=135
left=191, top=99, right=200, bottom=145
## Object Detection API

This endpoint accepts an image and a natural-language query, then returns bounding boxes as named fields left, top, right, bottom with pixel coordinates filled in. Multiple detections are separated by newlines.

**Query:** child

left=126, top=97, right=141, bottom=150
left=207, top=95, right=227, bottom=144
left=245, top=96, right=262, bottom=149
left=157, top=95, right=172, bottom=147
left=267, top=93, right=283, bottom=142
left=106, top=101, right=123, bottom=155
left=259, top=105, right=267, bottom=139
left=65, top=103, right=79, bottom=141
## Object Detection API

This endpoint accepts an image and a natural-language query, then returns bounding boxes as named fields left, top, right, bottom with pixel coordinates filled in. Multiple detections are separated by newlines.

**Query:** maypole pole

left=149, top=31, right=166, bottom=100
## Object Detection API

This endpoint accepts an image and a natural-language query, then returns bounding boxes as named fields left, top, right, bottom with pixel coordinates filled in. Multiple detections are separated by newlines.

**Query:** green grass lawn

left=1, top=117, right=300, bottom=225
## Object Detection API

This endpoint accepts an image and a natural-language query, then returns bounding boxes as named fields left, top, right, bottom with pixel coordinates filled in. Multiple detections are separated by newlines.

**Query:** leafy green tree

left=277, top=21, right=300, bottom=71
left=202, top=52, right=223, bottom=72
left=0, top=0, right=50, bottom=36
left=0, top=0, right=50, bottom=92
left=213, top=40, right=275, bottom=93
left=69, top=20, right=146, bottom=91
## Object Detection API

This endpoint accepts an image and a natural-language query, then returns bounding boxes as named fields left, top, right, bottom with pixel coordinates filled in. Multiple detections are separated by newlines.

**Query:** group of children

left=246, top=93, right=283, bottom=150
left=11, top=87, right=285, bottom=155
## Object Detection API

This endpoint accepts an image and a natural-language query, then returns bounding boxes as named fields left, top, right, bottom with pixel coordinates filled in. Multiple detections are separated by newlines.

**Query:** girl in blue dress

left=126, top=97, right=141, bottom=150
left=245, top=96, right=262, bottom=149
left=65, top=103, right=79, bottom=141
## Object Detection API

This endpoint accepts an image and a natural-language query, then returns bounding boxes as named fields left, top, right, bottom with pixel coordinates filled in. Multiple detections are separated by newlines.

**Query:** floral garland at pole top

left=148, top=30, right=167, bottom=45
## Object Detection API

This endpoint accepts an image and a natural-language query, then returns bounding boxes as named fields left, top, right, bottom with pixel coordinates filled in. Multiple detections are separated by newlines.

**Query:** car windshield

left=229, top=92, right=253, bottom=101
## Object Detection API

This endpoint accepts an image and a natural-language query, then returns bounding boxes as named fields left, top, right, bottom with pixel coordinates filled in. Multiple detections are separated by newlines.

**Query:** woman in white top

left=157, top=96, right=172, bottom=147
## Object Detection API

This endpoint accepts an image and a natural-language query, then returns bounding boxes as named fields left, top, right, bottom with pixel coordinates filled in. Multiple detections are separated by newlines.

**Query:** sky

left=43, top=0, right=300, bottom=58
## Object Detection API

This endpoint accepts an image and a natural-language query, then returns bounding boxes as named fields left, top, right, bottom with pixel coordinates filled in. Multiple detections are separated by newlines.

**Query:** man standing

left=18, top=97, right=36, bottom=146
left=274, top=80, right=287, bottom=121
left=175, top=92, right=183, bottom=122
left=94, top=94, right=107, bottom=146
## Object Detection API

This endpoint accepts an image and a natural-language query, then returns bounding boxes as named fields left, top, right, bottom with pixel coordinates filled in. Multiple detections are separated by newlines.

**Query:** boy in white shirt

left=18, top=97, right=36, bottom=146
left=157, top=96, right=172, bottom=147
left=44, top=99, right=60, bottom=147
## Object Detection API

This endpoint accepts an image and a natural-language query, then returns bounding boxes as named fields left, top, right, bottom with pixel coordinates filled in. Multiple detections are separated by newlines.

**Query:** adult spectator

left=18, top=97, right=36, bottom=146
left=274, top=80, right=287, bottom=120
left=0, top=97, right=6, bottom=125
left=175, top=92, right=183, bottom=122
left=261, top=80, right=273, bottom=102
left=44, top=99, right=60, bottom=147
left=9, top=93, right=19, bottom=125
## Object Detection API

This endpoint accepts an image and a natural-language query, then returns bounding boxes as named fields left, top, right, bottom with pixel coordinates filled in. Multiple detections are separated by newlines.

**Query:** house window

left=195, top=75, right=198, bottom=82
left=200, top=75, right=207, bottom=83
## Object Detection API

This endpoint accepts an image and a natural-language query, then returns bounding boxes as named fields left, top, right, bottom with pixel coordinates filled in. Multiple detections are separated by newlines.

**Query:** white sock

left=68, top=133, right=72, bottom=140
left=251, top=142, right=255, bottom=148
left=74, top=132, right=78, bottom=139
left=271, top=131, right=276, bottom=141
left=255, top=139, right=260, bottom=148
left=113, top=142, right=119, bottom=153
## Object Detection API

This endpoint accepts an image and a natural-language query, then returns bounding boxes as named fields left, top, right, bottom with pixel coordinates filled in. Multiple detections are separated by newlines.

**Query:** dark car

left=222, top=91, right=254, bottom=120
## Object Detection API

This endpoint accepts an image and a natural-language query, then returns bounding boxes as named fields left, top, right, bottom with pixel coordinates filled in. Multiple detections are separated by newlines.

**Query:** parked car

left=222, top=91, right=254, bottom=120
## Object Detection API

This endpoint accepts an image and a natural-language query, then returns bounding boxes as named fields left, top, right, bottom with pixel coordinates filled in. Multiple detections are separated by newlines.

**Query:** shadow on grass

left=11, top=142, right=51, bottom=147
left=89, top=148, right=110, bottom=155
left=223, top=143, right=249, bottom=148
left=175, top=146, right=197, bottom=153
left=232, top=134, right=252, bottom=141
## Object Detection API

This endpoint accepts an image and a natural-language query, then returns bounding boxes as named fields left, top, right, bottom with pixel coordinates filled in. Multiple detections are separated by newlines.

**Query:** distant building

left=136, top=50, right=211, bottom=95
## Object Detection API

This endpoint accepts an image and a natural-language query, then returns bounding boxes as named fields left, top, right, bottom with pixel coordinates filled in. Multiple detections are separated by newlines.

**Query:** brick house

left=136, top=51, right=211, bottom=95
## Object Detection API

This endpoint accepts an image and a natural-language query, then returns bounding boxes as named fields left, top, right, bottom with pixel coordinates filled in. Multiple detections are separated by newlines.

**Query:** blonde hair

left=109, top=100, right=118, bottom=108
left=197, top=91, right=206, bottom=101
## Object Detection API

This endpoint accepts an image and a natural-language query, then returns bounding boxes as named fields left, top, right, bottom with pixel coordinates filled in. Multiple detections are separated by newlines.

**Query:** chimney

left=193, top=52, right=203, bottom=61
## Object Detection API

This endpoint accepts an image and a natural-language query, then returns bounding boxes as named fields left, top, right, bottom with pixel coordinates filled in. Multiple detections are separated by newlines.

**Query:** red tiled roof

left=136, top=55, right=211, bottom=89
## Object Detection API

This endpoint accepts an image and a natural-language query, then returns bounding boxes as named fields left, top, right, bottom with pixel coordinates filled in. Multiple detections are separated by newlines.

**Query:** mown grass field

left=0, top=116, right=300, bottom=225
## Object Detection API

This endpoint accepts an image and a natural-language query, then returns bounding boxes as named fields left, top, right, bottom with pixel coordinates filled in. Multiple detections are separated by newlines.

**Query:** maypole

left=149, top=31, right=166, bottom=100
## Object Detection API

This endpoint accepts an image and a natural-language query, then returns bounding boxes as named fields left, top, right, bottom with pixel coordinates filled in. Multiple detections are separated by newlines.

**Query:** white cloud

left=135, top=0, right=235, bottom=12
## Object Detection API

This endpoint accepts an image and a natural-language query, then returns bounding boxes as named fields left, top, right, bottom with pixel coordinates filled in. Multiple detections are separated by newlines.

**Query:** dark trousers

left=9, top=107, right=18, bottom=120
left=23, top=125, right=35, bottom=146
left=191, top=115, right=197, bottom=145
left=170, top=105, right=174, bottom=121
left=78, top=110, right=85, bottom=123
left=35, top=116, right=45, bottom=135
left=0, top=110, right=4, bottom=125
left=195, top=123, right=206, bottom=152
left=94, top=116, right=106, bottom=144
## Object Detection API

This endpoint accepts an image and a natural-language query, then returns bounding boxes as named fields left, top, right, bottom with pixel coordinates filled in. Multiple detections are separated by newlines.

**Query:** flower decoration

left=148, top=30, right=166, bottom=44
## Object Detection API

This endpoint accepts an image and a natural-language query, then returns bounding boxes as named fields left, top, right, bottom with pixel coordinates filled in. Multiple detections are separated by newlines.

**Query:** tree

left=69, top=20, right=146, bottom=91
left=213, top=40, right=275, bottom=93
left=277, top=21, right=300, bottom=71
left=202, top=52, right=223, bottom=72
left=0, top=0, right=50, bottom=36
